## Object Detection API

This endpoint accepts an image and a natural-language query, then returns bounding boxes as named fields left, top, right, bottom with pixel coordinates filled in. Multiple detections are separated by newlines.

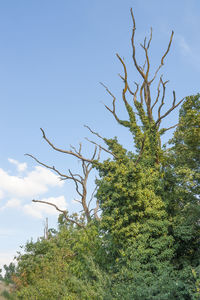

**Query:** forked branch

left=156, top=92, right=185, bottom=126
left=27, top=130, right=101, bottom=223
left=100, top=82, right=130, bottom=127
left=40, top=128, right=96, bottom=163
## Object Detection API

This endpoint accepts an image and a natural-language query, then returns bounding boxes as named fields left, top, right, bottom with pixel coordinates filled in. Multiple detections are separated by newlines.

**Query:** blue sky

left=0, top=0, right=200, bottom=270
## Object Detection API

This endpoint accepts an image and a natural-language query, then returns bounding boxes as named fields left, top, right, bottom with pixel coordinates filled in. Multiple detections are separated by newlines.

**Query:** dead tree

left=26, top=128, right=101, bottom=227
left=98, top=8, right=185, bottom=165
left=27, top=9, right=185, bottom=222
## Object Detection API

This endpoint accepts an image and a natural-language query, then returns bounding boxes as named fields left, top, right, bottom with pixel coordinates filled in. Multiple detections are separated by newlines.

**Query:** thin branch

left=88, top=186, right=98, bottom=210
left=130, top=8, right=146, bottom=81
left=159, top=123, right=179, bottom=134
left=40, top=128, right=94, bottom=163
left=100, top=82, right=130, bottom=127
left=32, top=200, right=85, bottom=228
left=91, top=145, right=97, bottom=160
left=151, top=75, right=162, bottom=111
left=85, top=137, right=116, bottom=158
left=140, top=59, right=147, bottom=73
left=25, top=154, right=78, bottom=182
left=90, top=209, right=101, bottom=219
left=156, top=96, right=185, bottom=126
left=68, top=169, right=83, bottom=198
left=70, top=144, right=82, bottom=156
left=147, top=27, right=153, bottom=49
left=73, top=199, right=82, bottom=204
left=140, top=40, right=150, bottom=79
left=149, top=31, right=174, bottom=84
left=116, top=54, right=128, bottom=102
left=118, top=73, right=139, bottom=104
left=157, top=78, right=169, bottom=127
left=118, top=74, right=133, bottom=95
left=84, top=125, right=105, bottom=141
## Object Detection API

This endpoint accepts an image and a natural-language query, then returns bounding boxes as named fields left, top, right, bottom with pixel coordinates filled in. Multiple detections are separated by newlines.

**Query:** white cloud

left=0, top=166, right=63, bottom=200
left=8, top=158, right=27, bottom=172
left=0, top=190, right=4, bottom=199
left=23, top=195, right=67, bottom=219
left=3, top=198, right=21, bottom=209
left=0, top=160, right=66, bottom=220
left=1, top=195, right=67, bottom=219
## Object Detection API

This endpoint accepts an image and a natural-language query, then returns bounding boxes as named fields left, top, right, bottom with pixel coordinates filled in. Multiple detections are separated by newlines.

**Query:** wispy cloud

left=8, top=158, right=27, bottom=172
left=0, top=160, right=66, bottom=218
left=23, top=195, right=67, bottom=219
left=0, top=165, right=63, bottom=199
left=0, top=198, right=21, bottom=211
left=176, top=34, right=200, bottom=68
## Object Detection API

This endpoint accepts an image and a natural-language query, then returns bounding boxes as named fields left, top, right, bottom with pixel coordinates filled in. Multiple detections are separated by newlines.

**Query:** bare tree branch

left=27, top=131, right=101, bottom=223
left=147, top=27, right=153, bottom=49
left=68, top=169, right=83, bottom=198
left=118, top=73, right=139, bottom=101
left=116, top=54, right=128, bottom=105
left=84, top=125, right=105, bottom=141
left=100, top=82, right=130, bottom=127
left=157, top=78, right=169, bottom=127
left=159, top=123, right=179, bottom=134
left=40, top=128, right=95, bottom=163
left=149, top=31, right=174, bottom=84
left=88, top=186, right=98, bottom=211
left=119, top=74, right=139, bottom=103
left=85, top=137, right=116, bottom=158
left=130, top=8, right=146, bottom=81
left=25, top=153, right=79, bottom=182
left=156, top=95, right=185, bottom=126
left=32, top=199, right=85, bottom=228
left=151, top=76, right=162, bottom=111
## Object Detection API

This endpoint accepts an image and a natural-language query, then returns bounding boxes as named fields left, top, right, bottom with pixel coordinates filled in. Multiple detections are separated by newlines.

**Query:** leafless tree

left=99, top=8, right=185, bottom=164
left=26, top=128, right=101, bottom=228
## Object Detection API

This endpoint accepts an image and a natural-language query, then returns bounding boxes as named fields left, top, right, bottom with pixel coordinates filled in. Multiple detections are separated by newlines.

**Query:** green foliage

left=8, top=95, right=199, bottom=299
left=12, top=222, right=111, bottom=299
left=0, top=263, right=16, bottom=285
left=1, top=289, right=16, bottom=300
left=166, top=95, right=200, bottom=266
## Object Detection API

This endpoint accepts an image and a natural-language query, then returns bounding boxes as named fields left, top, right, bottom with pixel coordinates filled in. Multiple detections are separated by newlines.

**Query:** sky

left=0, top=0, right=200, bottom=271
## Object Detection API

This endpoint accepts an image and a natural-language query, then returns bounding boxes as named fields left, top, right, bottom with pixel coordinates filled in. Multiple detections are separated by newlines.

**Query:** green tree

left=165, top=94, right=200, bottom=298
left=0, top=263, right=16, bottom=285
left=9, top=9, right=200, bottom=300
left=13, top=219, right=111, bottom=299
left=93, top=10, right=199, bottom=299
